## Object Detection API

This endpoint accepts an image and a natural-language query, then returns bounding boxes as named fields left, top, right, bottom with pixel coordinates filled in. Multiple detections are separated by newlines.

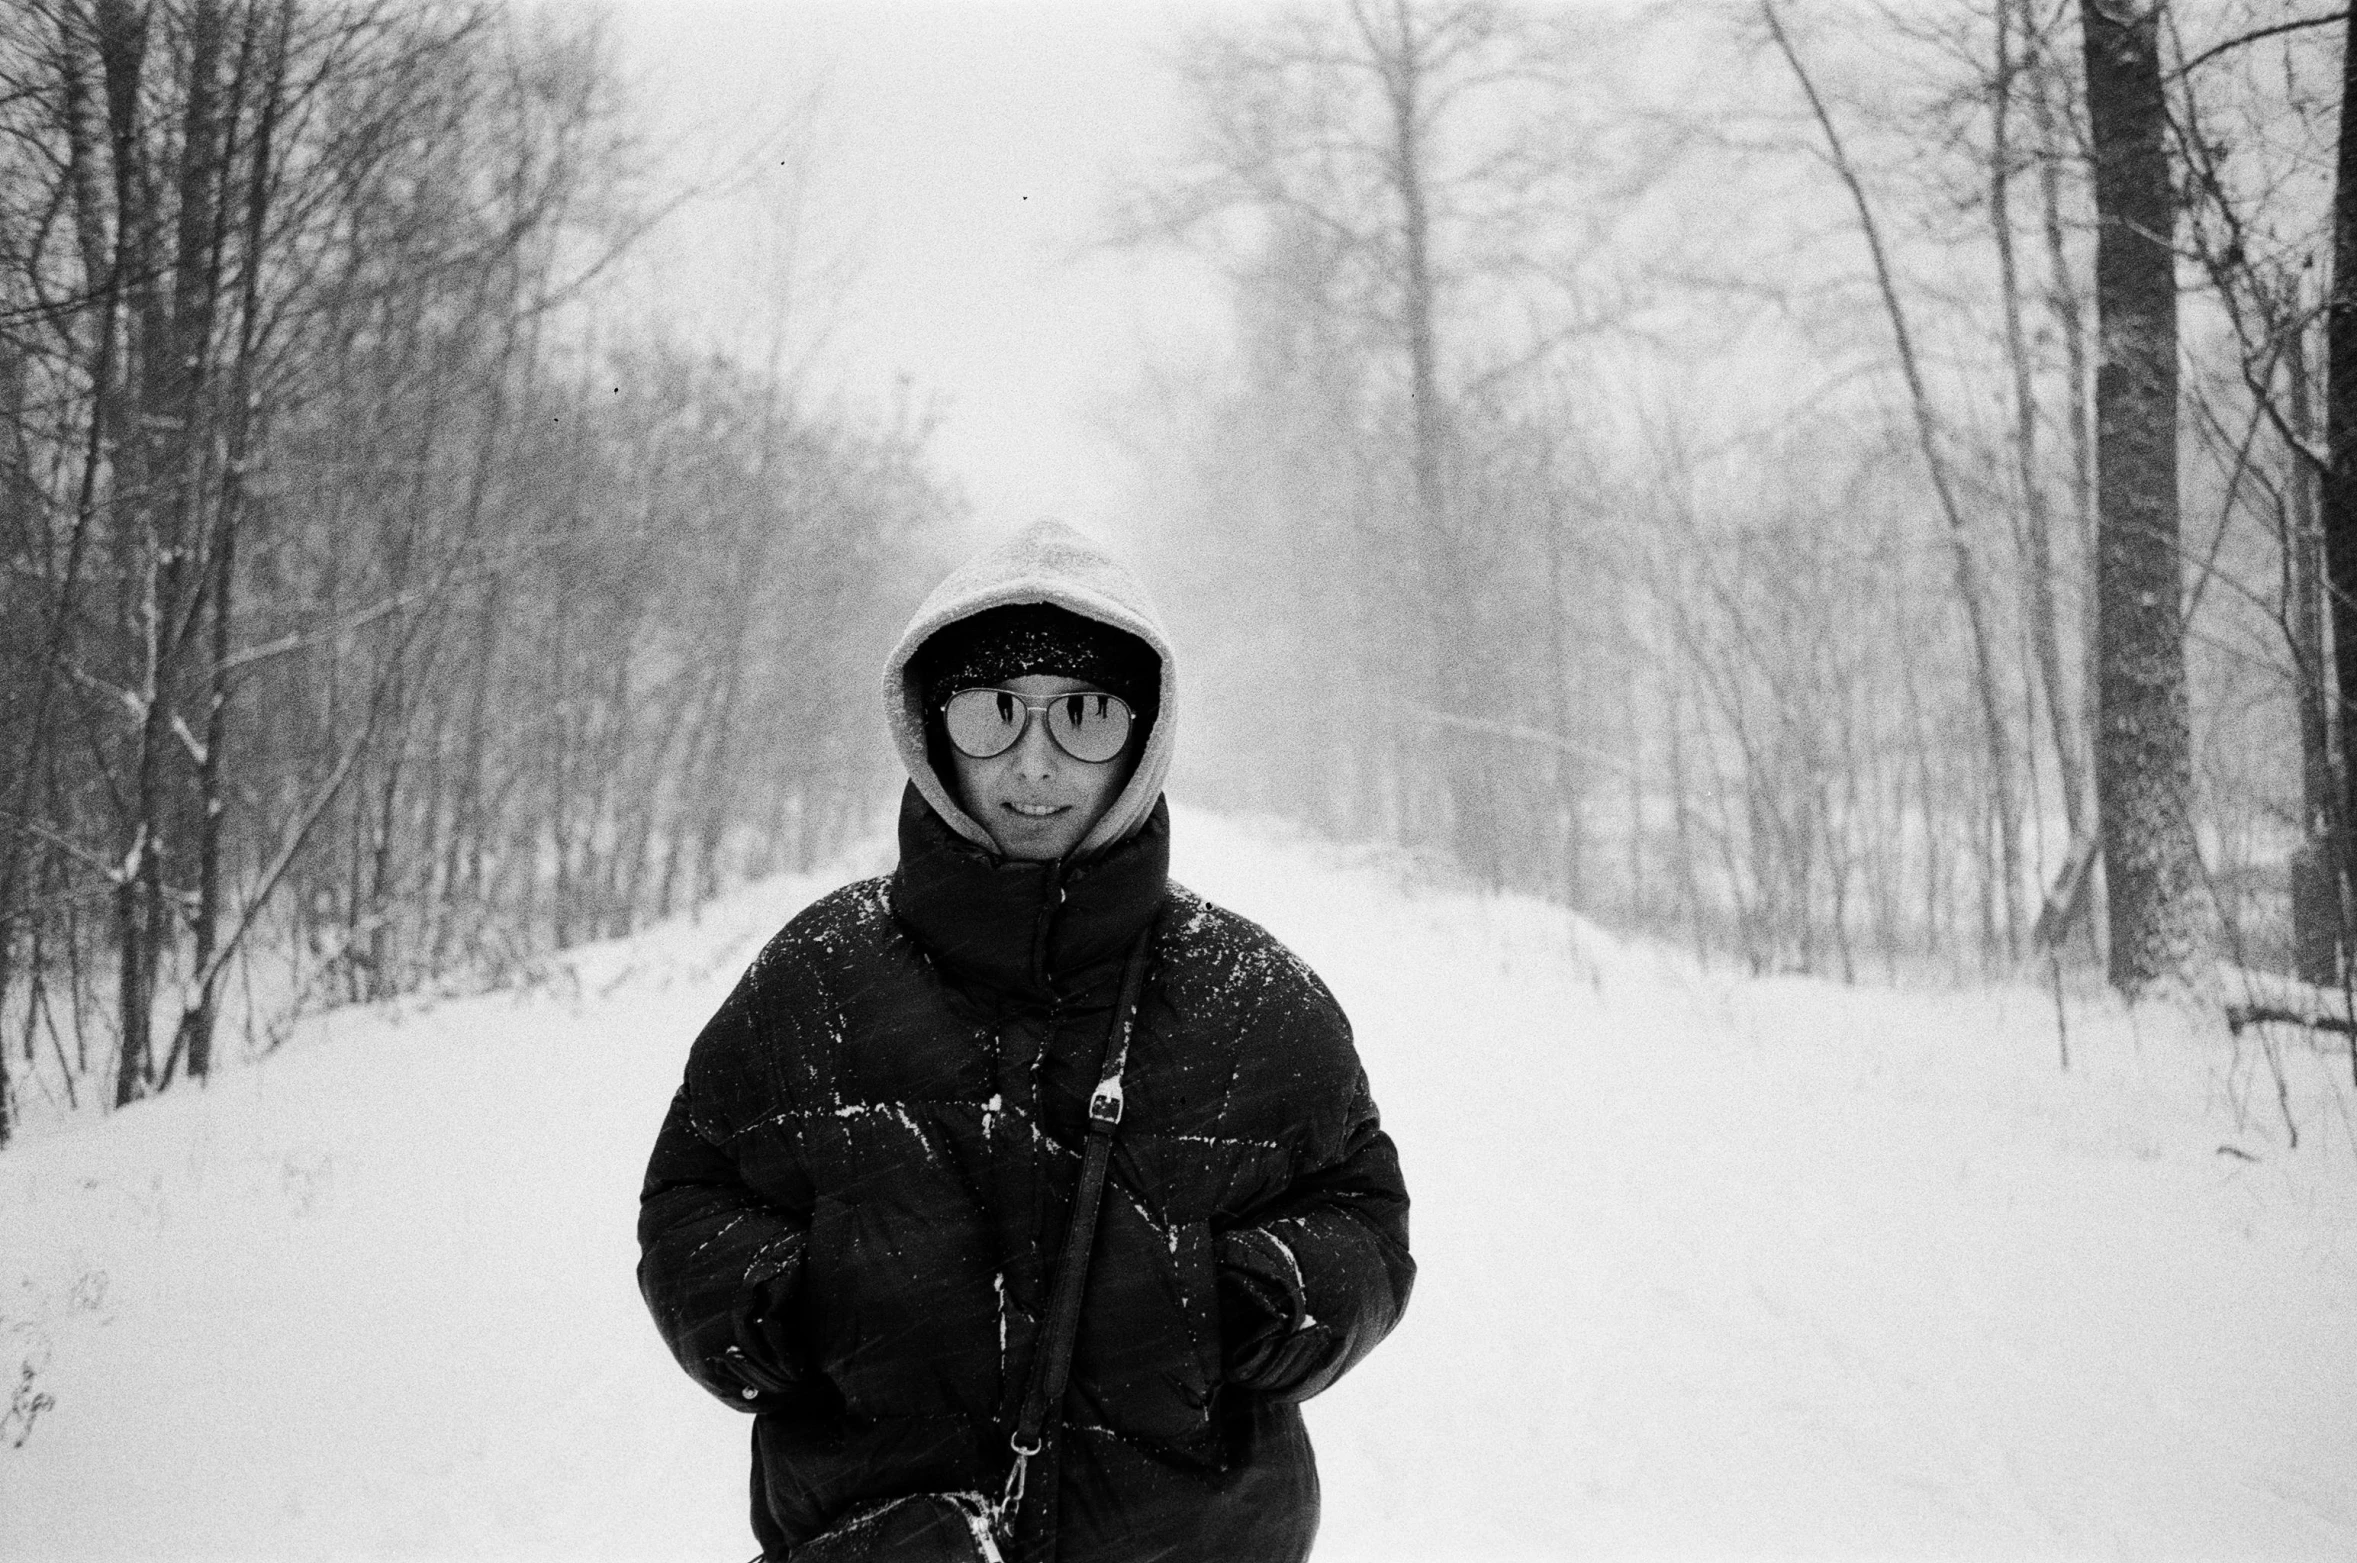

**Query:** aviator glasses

left=943, top=687, right=1134, bottom=765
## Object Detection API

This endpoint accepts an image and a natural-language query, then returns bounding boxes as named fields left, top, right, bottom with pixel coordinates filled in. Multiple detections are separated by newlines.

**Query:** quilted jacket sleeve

left=637, top=967, right=809, bottom=1413
left=1218, top=1065, right=1413, bottom=1405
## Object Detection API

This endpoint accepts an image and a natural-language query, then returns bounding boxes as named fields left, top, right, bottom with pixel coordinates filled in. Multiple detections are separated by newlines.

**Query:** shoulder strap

left=997, top=915, right=1157, bottom=1527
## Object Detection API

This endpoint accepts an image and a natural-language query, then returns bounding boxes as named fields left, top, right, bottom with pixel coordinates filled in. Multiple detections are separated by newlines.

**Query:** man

left=638, top=519, right=1413, bottom=1562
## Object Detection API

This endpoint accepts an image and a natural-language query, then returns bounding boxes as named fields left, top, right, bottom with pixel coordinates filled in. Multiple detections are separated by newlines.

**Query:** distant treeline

left=1123, top=1, right=2338, bottom=996
left=0, top=0, right=958, bottom=1143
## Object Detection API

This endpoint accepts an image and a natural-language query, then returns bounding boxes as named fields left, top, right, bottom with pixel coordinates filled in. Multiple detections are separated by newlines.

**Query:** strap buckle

left=1088, top=1079, right=1124, bottom=1126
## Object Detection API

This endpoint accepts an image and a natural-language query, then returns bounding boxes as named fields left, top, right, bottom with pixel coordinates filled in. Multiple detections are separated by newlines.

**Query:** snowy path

left=5, top=809, right=2355, bottom=1560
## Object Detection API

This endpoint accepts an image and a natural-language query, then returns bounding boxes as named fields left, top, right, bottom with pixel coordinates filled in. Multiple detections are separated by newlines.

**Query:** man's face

left=948, top=674, right=1131, bottom=862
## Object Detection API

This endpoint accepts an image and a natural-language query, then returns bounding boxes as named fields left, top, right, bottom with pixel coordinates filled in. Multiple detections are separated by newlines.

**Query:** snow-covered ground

left=5, top=807, right=2354, bottom=1561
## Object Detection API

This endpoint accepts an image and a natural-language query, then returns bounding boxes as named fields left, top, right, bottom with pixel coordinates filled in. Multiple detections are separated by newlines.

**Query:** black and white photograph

left=3, top=1, right=2354, bottom=1558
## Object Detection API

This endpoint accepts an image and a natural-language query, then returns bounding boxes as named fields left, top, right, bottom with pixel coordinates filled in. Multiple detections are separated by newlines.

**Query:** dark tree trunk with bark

left=2285, top=315, right=2339, bottom=986
left=2324, top=4, right=2357, bottom=989
left=2080, top=0, right=2208, bottom=995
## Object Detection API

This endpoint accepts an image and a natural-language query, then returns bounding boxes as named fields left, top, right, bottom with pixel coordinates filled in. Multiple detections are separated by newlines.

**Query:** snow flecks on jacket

left=1112, top=1182, right=1181, bottom=1258
left=1255, top=1223, right=1318, bottom=1333
left=1166, top=1130, right=1285, bottom=1152
left=829, top=1100, right=931, bottom=1143
left=742, top=1228, right=803, bottom=1288
left=689, top=1212, right=748, bottom=1265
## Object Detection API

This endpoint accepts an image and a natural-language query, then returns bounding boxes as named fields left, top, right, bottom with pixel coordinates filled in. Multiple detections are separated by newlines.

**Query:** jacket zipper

left=1029, top=860, right=1065, bottom=992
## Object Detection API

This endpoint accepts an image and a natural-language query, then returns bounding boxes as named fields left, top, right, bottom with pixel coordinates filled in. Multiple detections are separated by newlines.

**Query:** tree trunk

left=97, top=0, right=159, bottom=1109
left=2080, top=0, right=2209, bottom=995
left=1996, top=0, right=2088, bottom=848
left=178, top=0, right=273, bottom=1083
left=1361, top=0, right=1492, bottom=883
left=1544, top=486, right=1584, bottom=903
left=2283, top=312, right=2339, bottom=985
left=2323, top=4, right=2357, bottom=1002
left=2030, top=5, right=2103, bottom=951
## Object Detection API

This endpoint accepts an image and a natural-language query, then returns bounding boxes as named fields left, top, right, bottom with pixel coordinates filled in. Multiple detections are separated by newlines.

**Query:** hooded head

left=885, top=519, right=1177, bottom=861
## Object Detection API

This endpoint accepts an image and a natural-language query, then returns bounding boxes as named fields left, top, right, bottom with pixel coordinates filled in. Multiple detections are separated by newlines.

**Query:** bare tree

left=0, top=1, right=962, bottom=1137
left=1764, top=0, right=2026, bottom=959
left=1120, top=1, right=1684, bottom=887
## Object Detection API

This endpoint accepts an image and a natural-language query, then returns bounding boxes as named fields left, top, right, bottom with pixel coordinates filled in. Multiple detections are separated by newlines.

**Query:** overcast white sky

left=595, top=0, right=1232, bottom=550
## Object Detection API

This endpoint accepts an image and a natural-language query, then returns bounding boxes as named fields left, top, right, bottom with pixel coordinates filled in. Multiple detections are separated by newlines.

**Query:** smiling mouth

left=1004, top=802, right=1069, bottom=819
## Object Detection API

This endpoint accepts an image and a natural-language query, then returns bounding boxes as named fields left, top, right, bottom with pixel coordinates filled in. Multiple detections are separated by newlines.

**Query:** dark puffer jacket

left=638, top=790, right=1414, bottom=1561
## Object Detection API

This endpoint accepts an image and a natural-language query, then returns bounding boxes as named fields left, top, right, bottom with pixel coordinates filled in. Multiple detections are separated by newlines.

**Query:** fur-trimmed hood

left=883, top=519, right=1177, bottom=859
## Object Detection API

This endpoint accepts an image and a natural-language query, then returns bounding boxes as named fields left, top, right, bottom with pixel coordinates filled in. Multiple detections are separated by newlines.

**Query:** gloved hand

left=1216, top=1231, right=1299, bottom=1386
left=725, top=1270, right=805, bottom=1403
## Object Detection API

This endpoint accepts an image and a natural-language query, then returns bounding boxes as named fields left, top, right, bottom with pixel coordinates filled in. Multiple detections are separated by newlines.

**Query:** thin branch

left=2169, top=10, right=2348, bottom=80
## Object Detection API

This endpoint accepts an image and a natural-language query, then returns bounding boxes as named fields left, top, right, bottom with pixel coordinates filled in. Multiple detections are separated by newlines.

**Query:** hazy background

left=601, top=0, right=1227, bottom=538
left=0, top=0, right=2342, bottom=1131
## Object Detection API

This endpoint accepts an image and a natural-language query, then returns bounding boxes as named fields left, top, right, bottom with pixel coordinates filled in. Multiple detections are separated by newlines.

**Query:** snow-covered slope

left=4, top=808, right=2353, bottom=1560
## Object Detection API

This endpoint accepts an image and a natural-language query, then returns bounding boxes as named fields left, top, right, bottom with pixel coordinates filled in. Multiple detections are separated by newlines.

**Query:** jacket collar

left=888, top=782, right=1169, bottom=999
